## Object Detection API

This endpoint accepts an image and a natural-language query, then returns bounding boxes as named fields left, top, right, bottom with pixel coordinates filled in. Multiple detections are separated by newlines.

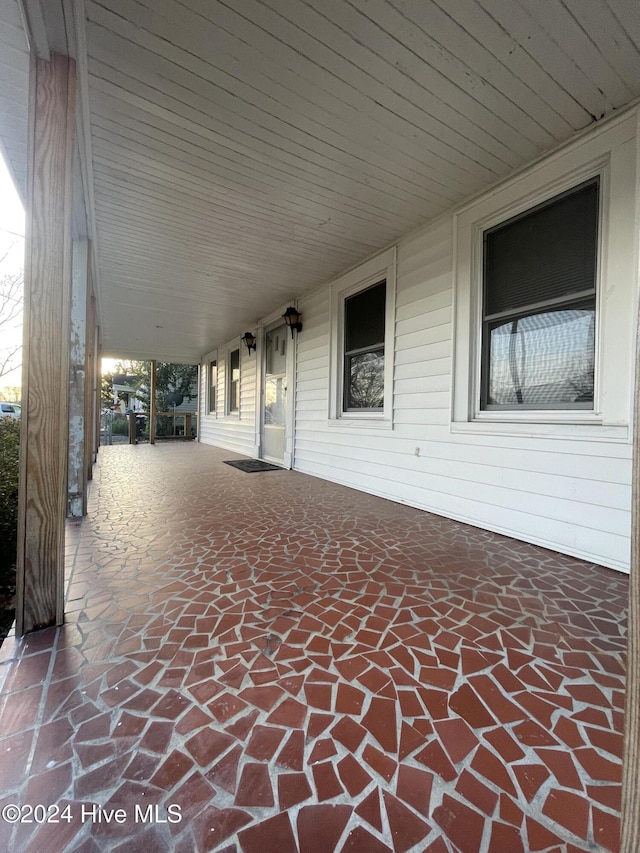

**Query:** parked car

left=0, top=402, right=21, bottom=419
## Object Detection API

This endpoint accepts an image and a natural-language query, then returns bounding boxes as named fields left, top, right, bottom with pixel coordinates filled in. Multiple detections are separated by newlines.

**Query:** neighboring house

left=110, top=373, right=198, bottom=415
left=199, top=110, right=637, bottom=575
left=111, top=374, right=145, bottom=413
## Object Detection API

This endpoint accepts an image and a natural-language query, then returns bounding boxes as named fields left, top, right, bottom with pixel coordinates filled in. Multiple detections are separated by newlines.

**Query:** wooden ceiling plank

left=89, top=86, right=460, bottom=218
left=86, top=0, right=463, bottom=184
left=89, top=110, right=442, bottom=224
left=100, top=278, right=296, bottom=307
left=95, top=232, right=364, bottom=280
left=95, top=213, right=372, bottom=270
left=89, top=89, right=461, bottom=214
left=89, top=149, right=410, bottom=246
left=92, top=0, right=524, bottom=174
left=183, top=0, right=507, bottom=175
left=606, top=0, right=640, bottom=47
left=523, top=0, right=634, bottom=107
left=478, top=0, right=615, bottom=118
left=434, top=0, right=592, bottom=127
left=88, top=117, right=437, bottom=218
left=311, top=0, right=541, bottom=161
left=390, top=0, right=573, bottom=142
left=89, top=122, right=433, bottom=229
left=88, top=0, right=502, bottom=184
left=95, top=232, right=364, bottom=285
left=91, top=166, right=392, bottom=254
left=562, top=0, right=640, bottom=93
left=88, top=64, right=475, bottom=205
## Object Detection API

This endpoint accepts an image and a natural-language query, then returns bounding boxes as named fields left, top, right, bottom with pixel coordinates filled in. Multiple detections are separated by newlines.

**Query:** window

left=208, top=360, right=217, bottom=413
left=452, top=116, right=637, bottom=439
left=328, top=247, right=396, bottom=426
left=481, top=180, right=598, bottom=410
left=228, top=349, right=240, bottom=413
left=344, top=280, right=386, bottom=410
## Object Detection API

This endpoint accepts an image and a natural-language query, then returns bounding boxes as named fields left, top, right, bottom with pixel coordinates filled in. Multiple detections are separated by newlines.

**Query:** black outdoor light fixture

left=282, top=306, right=302, bottom=338
left=241, top=331, right=256, bottom=354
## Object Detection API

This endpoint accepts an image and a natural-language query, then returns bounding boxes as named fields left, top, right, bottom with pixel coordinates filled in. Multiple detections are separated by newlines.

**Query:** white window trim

left=255, top=304, right=298, bottom=468
left=328, top=246, right=396, bottom=429
left=224, top=342, right=241, bottom=418
left=451, top=114, right=637, bottom=443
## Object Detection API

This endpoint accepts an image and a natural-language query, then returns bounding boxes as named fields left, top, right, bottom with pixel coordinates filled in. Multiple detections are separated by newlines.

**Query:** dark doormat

left=224, top=459, right=281, bottom=473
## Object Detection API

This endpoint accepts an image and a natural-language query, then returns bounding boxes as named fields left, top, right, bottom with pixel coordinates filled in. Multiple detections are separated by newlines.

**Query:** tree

left=101, top=360, right=198, bottom=412
left=0, top=244, right=23, bottom=381
left=0, top=386, right=20, bottom=403
left=154, top=363, right=198, bottom=412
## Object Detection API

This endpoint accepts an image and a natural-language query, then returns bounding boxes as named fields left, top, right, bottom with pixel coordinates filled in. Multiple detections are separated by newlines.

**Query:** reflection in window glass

left=345, top=350, right=384, bottom=409
left=264, top=376, right=286, bottom=426
left=481, top=178, right=598, bottom=411
left=344, top=280, right=386, bottom=411
left=229, top=349, right=240, bottom=412
left=209, top=360, right=217, bottom=413
left=486, top=307, right=595, bottom=407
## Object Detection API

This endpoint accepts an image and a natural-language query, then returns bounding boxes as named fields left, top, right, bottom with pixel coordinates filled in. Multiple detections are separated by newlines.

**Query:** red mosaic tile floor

left=0, top=443, right=628, bottom=852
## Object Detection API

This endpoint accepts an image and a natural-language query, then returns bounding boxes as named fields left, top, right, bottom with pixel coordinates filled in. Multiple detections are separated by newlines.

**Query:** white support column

left=67, top=238, right=88, bottom=517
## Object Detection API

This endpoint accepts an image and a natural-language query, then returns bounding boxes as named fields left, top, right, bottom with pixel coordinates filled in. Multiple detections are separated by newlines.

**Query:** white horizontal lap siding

left=199, top=347, right=258, bottom=457
left=293, top=181, right=634, bottom=570
left=295, top=453, right=630, bottom=572
left=294, top=289, right=330, bottom=439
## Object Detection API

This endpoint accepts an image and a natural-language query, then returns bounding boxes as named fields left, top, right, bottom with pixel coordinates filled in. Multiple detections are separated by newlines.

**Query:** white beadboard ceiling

left=0, top=0, right=29, bottom=202
left=1, top=0, right=640, bottom=362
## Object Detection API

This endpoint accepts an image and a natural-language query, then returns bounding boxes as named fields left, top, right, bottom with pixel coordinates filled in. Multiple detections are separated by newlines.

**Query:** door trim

left=256, top=307, right=297, bottom=469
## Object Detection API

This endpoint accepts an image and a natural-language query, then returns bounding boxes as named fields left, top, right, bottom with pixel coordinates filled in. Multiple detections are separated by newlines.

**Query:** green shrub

left=111, top=415, right=129, bottom=435
left=0, top=417, right=19, bottom=568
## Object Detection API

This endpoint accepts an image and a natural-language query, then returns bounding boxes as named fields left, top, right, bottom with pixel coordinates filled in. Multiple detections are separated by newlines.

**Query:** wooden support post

left=16, top=52, right=77, bottom=636
left=149, top=359, right=157, bottom=444
left=67, top=239, right=88, bottom=517
left=621, top=264, right=640, bottom=850
left=196, top=364, right=201, bottom=442
left=128, top=412, right=136, bottom=445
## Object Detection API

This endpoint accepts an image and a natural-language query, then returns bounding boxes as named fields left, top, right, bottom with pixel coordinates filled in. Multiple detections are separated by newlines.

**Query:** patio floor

left=0, top=442, right=629, bottom=852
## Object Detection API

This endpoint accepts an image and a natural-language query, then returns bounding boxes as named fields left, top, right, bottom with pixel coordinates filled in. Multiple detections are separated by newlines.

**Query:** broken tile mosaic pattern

left=0, top=443, right=628, bottom=852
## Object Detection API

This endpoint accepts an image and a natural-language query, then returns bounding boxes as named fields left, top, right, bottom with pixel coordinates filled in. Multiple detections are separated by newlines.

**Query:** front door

left=261, top=322, right=288, bottom=465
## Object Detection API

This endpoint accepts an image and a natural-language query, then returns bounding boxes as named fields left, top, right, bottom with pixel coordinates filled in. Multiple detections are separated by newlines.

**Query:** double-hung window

left=328, top=247, right=396, bottom=425
left=343, top=280, right=386, bottom=411
left=481, top=179, right=599, bottom=411
left=228, top=349, right=240, bottom=413
left=208, top=360, right=217, bottom=414
left=453, top=117, right=636, bottom=439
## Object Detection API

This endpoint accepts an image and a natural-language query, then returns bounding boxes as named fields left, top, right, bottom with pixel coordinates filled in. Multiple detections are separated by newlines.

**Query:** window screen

left=344, top=280, right=386, bottom=410
left=229, top=350, right=240, bottom=412
left=209, top=360, right=217, bottom=413
left=481, top=179, right=599, bottom=411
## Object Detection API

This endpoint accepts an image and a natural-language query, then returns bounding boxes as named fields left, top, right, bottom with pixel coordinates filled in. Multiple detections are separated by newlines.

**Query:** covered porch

left=0, top=442, right=627, bottom=852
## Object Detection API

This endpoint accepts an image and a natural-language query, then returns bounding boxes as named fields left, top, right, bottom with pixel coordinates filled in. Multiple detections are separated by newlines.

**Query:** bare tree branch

left=0, top=246, right=24, bottom=380
left=0, top=344, right=21, bottom=379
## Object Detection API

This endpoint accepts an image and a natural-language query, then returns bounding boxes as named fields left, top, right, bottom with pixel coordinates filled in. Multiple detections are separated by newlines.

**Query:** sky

left=0, top=150, right=25, bottom=391
left=0, top=152, right=132, bottom=390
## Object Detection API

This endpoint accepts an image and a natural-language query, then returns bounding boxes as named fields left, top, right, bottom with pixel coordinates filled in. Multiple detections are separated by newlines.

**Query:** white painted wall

left=200, top=109, right=638, bottom=572
left=199, top=339, right=258, bottom=457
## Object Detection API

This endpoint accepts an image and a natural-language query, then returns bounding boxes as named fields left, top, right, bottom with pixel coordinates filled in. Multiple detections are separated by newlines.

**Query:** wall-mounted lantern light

left=241, top=331, right=256, bottom=354
left=282, top=306, right=302, bottom=338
